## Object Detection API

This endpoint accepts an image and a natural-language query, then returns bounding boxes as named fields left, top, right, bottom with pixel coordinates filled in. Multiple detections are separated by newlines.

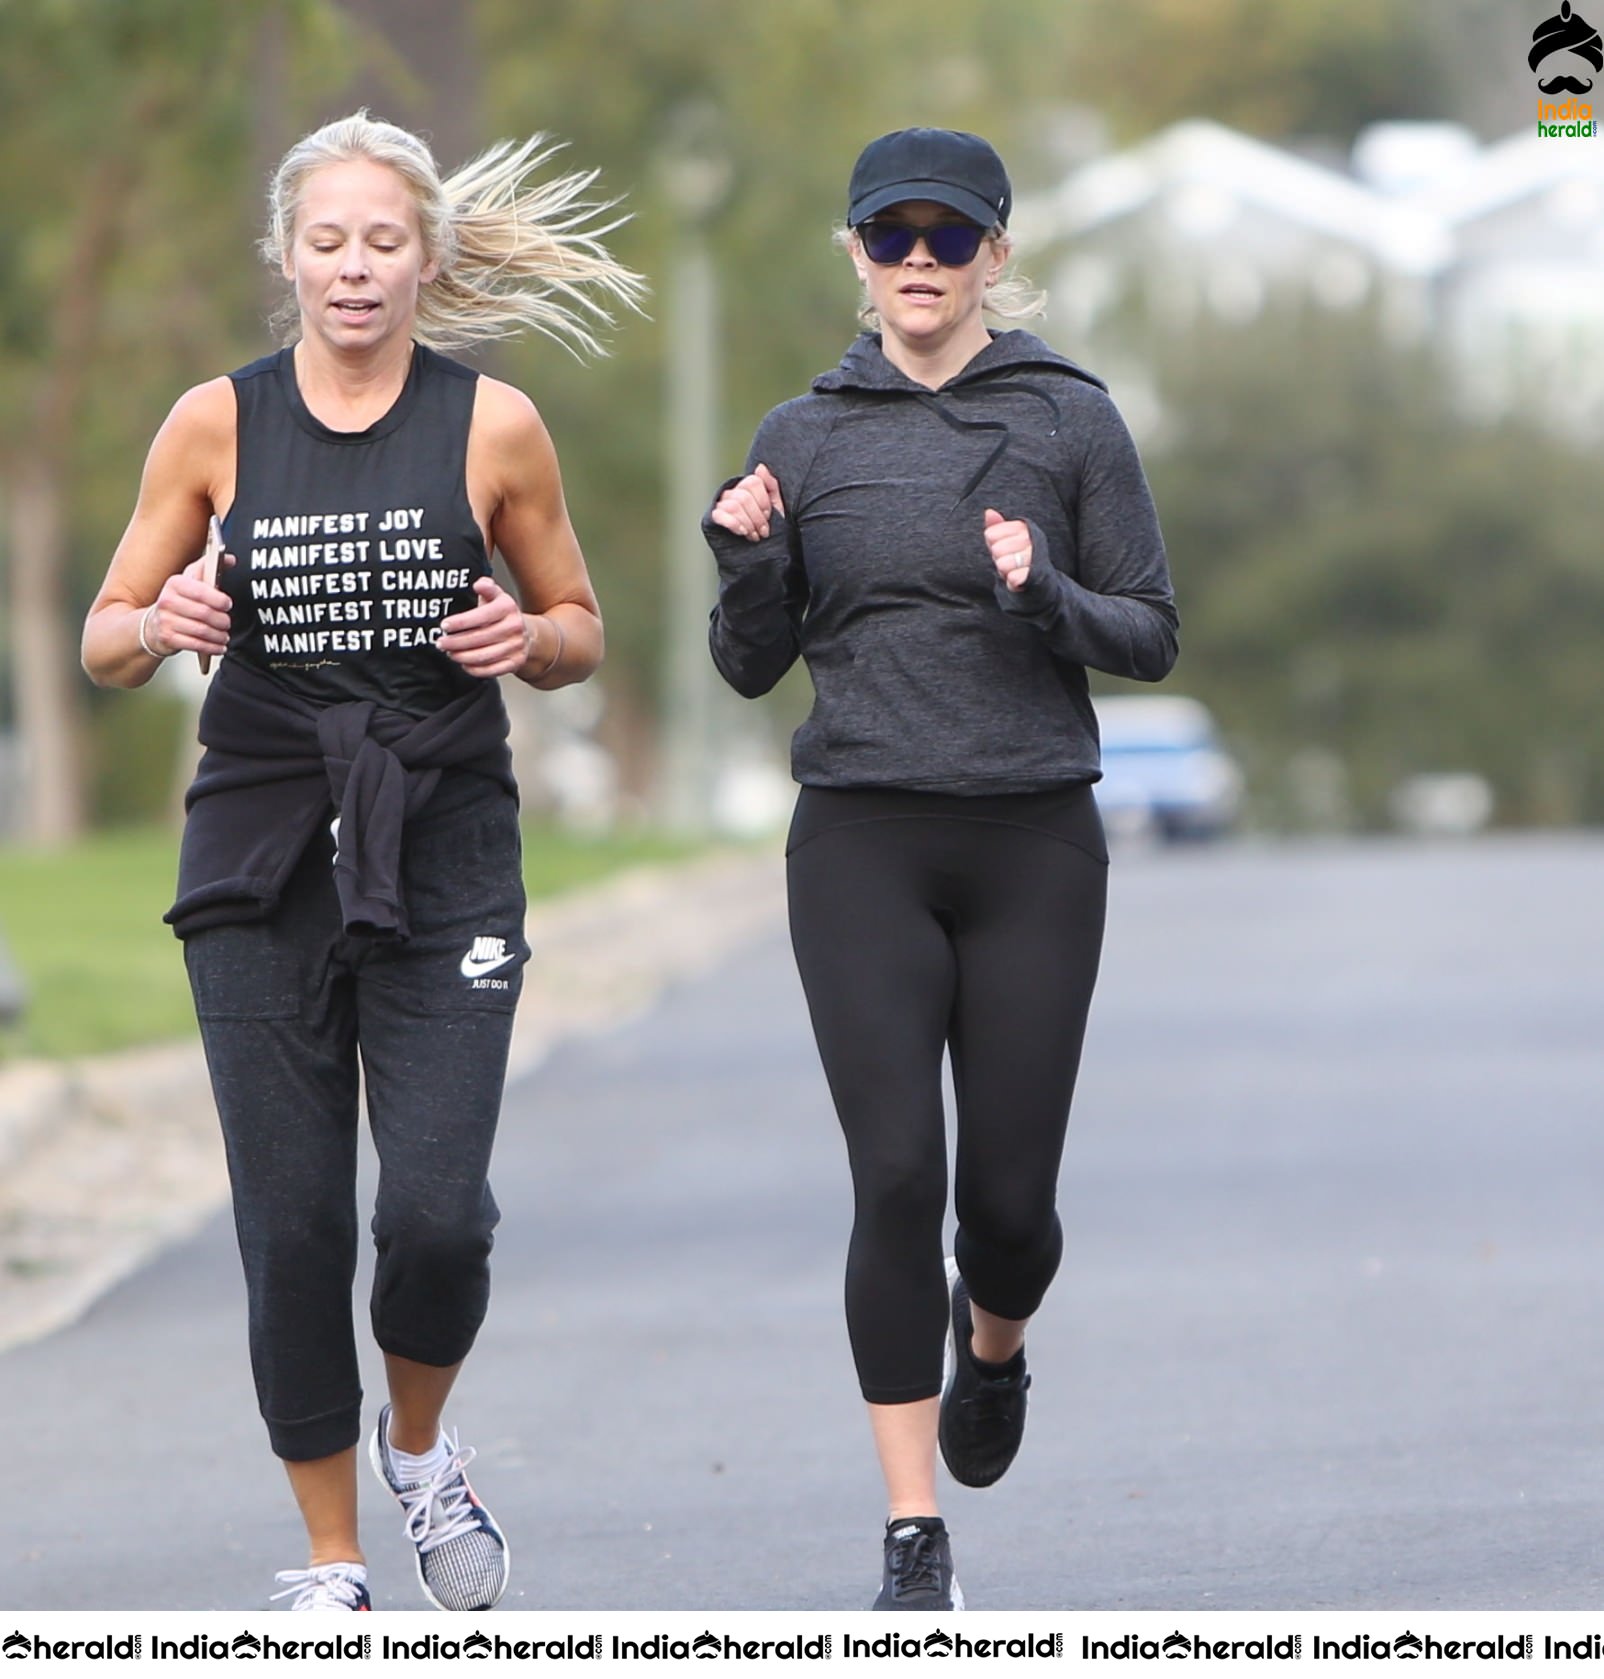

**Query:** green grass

left=0, top=822, right=698, bottom=1062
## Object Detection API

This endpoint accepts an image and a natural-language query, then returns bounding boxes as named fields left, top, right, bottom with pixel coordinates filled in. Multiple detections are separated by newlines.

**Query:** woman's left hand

left=984, top=508, right=1033, bottom=591
left=436, top=576, right=537, bottom=679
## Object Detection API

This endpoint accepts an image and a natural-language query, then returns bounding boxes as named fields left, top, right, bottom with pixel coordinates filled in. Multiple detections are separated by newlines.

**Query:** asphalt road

left=6, top=833, right=1602, bottom=1613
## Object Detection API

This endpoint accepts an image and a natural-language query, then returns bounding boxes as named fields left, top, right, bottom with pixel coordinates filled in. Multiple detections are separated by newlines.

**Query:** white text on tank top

left=246, top=504, right=474, bottom=660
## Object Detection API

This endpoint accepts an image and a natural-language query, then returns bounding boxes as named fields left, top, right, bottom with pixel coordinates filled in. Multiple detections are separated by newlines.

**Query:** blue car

left=1092, top=695, right=1243, bottom=841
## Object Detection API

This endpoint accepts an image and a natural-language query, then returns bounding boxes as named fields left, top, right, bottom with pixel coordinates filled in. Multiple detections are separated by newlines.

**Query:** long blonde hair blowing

left=263, top=111, right=647, bottom=356
left=834, top=225, right=1045, bottom=331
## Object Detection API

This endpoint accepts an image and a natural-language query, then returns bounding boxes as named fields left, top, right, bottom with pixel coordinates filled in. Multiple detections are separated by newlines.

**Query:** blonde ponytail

left=263, top=112, right=646, bottom=355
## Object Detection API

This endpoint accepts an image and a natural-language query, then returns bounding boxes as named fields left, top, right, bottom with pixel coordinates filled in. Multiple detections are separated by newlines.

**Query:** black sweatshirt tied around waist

left=166, top=654, right=515, bottom=940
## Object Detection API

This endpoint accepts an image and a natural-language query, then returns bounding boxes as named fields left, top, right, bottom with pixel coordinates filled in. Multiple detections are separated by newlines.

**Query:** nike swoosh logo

left=460, top=951, right=517, bottom=979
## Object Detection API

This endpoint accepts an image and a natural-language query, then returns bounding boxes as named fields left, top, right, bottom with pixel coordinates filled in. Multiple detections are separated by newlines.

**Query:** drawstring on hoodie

left=809, top=331, right=1104, bottom=508
left=911, top=379, right=1065, bottom=508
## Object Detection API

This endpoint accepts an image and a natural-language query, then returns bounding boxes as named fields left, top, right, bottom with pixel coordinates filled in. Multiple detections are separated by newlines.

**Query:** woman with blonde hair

left=83, top=111, right=642, bottom=1611
left=706, top=128, right=1177, bottom=1608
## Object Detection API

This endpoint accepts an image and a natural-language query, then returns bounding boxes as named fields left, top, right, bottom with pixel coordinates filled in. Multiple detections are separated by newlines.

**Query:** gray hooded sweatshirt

left=704, top=329, right=1178, bottom=794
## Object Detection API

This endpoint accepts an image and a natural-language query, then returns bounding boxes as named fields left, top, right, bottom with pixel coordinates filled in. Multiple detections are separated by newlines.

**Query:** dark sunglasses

left=856, top=218, right=988, bottom=267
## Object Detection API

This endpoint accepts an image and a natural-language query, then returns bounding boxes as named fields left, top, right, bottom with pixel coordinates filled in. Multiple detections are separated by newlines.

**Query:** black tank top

left=222, top=343, right=490, bottom=714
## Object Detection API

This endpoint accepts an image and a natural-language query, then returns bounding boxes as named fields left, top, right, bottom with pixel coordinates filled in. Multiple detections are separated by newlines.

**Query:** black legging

left=786, top=783, right=1108, bottom=1404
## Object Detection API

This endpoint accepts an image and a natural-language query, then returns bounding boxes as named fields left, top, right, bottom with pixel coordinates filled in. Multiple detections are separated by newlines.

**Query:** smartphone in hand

left=198, top=515, right=225, bottom=675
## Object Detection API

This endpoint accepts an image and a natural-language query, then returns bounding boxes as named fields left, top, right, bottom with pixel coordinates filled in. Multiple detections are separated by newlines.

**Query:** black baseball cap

left=847, top=128, right=1012, bottom=230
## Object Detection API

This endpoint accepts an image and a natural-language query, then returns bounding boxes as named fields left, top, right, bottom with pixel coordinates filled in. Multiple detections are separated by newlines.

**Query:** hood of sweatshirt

left=810, top=330, right=1108, bottom=508
left=811, top=328, right=1106, bottom=397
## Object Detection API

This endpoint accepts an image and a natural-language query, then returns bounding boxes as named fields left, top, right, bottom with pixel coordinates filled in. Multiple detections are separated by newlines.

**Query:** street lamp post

left=0, top=924, right=25, bottom=1029
left=657, top=111, right=730, bottom=834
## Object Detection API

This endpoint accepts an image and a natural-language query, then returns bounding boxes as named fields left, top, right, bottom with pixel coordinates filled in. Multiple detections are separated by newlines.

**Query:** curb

left=0, top=847, right=786, bottom=1356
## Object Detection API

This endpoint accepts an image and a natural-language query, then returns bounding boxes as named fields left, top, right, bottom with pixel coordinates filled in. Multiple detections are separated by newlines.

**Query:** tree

left=0, top=0, right=372, bottom=840
left=470, top=0, right=1083, bottom=784
left=1129, top=305, right=1604, bottom=826
left=1055, top=0, right=1446, bottom=144
left=2, top=0, right=1539, bottom=832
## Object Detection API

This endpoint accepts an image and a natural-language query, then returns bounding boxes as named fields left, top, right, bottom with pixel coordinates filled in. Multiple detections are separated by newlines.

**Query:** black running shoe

left=939, top=1258, right=1031, bottom=1488
left=873, top=1517, right=963, bottom=1610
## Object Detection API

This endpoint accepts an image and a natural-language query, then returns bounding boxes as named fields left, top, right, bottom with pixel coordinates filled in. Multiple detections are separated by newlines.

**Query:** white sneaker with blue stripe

left=369, top=1403, right=509, bottom=1611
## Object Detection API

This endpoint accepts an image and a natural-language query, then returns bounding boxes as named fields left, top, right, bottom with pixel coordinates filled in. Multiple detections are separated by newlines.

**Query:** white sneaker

left=369, top=1402, right=509, bottom=1611
left=270, top=1561, right=371, bottom=1610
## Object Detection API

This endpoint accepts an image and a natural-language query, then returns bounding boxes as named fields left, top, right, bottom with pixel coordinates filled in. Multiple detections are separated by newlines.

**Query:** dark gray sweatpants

left=183, top=778, right=528, bottom=1461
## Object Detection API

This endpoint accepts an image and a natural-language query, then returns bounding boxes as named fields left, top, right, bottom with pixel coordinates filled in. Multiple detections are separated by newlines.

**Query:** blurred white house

left=1015, top=119, right=1604, bottom=436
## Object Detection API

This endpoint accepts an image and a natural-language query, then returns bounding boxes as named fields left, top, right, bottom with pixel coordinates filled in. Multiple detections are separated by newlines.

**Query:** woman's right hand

left=142, top=549, right=234, bottom=660
left=710, top=463, right=785, bottom=542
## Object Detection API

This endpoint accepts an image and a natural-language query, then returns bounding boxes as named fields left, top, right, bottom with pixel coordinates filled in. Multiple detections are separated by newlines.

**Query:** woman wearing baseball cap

left=704, top=128, right=1178, bottom=1609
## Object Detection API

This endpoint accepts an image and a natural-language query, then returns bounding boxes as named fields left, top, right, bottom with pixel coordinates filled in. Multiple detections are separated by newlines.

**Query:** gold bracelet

left=137, top=605, right=168, bottom=659
left=533, top=615, right=565, bottom=679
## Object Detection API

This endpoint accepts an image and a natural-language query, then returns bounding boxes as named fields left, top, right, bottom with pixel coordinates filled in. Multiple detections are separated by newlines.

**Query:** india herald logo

left=1531, top=2, right=1603, bottom=93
